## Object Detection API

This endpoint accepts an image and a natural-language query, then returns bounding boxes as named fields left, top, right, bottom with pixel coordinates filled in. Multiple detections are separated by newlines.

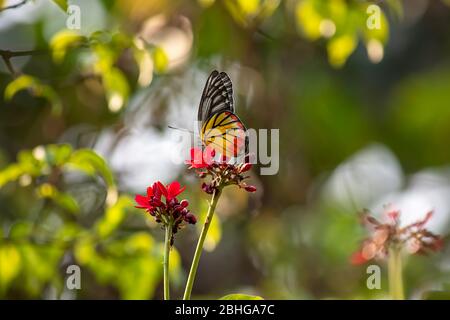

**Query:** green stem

left=163, top=224, right=172, bottom=300
left=388, top=246, right=404, bottom=300
left=183, top=187, right=222, bottom=300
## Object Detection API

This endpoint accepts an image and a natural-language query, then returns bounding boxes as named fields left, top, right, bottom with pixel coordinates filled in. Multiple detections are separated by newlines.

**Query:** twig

left=0, top=0, right=30, bottom=13
left=0, top=49, right=47, bottom=57
left=0, top=49, right=47, bottom=76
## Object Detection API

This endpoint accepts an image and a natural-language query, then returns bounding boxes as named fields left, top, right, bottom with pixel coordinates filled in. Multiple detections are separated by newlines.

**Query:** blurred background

left=1, top=0, right=450, bottom=299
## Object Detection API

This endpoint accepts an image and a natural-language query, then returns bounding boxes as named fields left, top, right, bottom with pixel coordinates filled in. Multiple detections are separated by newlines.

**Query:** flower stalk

left=134, top=181, right=197, bottom=300
left=388, top=245, right=404, bottom=300
left=351, top=207, right=444, bottom=300
left=183, top=187, right=222, bottom=300
left=182, top=147, right=256, bottom=300
left=163, top=222, right=172, bottom=300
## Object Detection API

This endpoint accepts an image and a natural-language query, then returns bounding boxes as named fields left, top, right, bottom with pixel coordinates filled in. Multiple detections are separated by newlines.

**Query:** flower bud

left=198, top=171, right=207, bottom=178
left=185, top=213, right=197, bottom=224
left=180, top=199, right=189, bottom=208
left=181, top=208, right=189, bottom=216
left=168, top=198, right=177, bottom=207
left=201, top=182, right=214, bottom=194
left=244, top=185, right=257, bottom=192
left=240, top=163, right=252, bottom=173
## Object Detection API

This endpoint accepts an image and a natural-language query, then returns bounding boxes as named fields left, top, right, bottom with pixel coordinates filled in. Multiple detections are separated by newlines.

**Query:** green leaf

left=152, top=47, right=169, bottom=74
left=52, top=0, right=68, bottom=11
left=9, top=222, right=33, bottom=240
left=37, top=183, right=80, bottom=213
left=362, top=5, right=389, bottom=44
left=66, top=149, right=117, bottom=205
left=96, top=196, right=132, bottom=238
left=422, top=290, right=450, bottom=300
left=295, top=0, right=323, bottom=40
left=0, top=244, right=22, bottom=294
left=102, top=67, right=130, bottom=112
left=45, top=144, right=73, bottom=166
left=50, top=30, right=85, bottom=64
left=4, top=75, right=63, bottom=115
left=0, top=164, right=25, bottom=188
left=67, top=149, right=115, bottom=187
left=4, top=75, right=36, bottom=100
left=219, top=294, right=264, bottom=300
left=327, top=34, right=357, bottom=68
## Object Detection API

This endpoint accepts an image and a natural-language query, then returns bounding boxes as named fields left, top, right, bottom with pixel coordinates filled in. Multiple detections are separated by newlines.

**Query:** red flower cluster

left=135, top=181, right=196, bottom=243
left=185, top=147, right=256, bottom=194
left=351, top=208, right=444, bottom=265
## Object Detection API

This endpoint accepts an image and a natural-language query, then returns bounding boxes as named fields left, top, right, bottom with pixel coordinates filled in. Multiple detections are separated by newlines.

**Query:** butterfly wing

left=198, top=70, right=234, bottom=130
left=200, top=111, right=247, bottom=158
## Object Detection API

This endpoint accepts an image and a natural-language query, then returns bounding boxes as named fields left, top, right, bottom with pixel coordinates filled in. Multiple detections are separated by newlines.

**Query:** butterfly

left=197, top=70, right=248, bottom=159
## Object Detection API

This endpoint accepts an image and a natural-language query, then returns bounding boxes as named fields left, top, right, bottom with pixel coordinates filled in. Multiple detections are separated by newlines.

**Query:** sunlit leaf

left=9, top=222, right=33, bottom=240
left=0, top=164, right=25, bottom=188
left=4, top=75, right=36, bottom=101
left=67, top=149, right=115, bottom=188
left=45, top=144, right=73, bottom=166
left=102, top=67, right=129, bottom=112
left=4, top=75, right=63, bottom=115
left=152, top=46, right=169, bottom=74
left=117, top=256, right=160, bottom=299
left=52, top=0, right=68, bottom=12
left=219, top=293, right=264, bottom=300
left=37, top=183, right=80, bottom=213
left=85, top=233, right=163, bottom=299
left=74, top=236, right=96, bottom=265
left=96, top=196, right=133, bottom=238
left=327, top=34, right=357, bottom=68
left=0, top=244, right=21, bottom=293
left=295, top=0, right=323, bottom=40
left=362, top=4, right=389, bottom=44
left=225, top=0, right=280, bottom=27
left=19, top=244, right=63, bottom=284
left=126, top=232, right=155, bottom=253
left=67, top=149, right=117, bottom=206
left=55, top=223, right=82, bottom=242
left=50, top=30, right=85, bottom=64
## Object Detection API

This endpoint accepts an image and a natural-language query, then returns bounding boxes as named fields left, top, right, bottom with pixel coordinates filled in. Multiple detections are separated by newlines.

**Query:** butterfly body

left=198, top=71, right=247, bottom=158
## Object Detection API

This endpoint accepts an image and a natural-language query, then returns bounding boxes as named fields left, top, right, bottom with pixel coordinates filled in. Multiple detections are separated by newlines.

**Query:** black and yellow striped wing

left=200, top=111, right=247, bottom=158
left=198, top=70, right=234, bottom=127
left=198, top=70, right=247, bottom=158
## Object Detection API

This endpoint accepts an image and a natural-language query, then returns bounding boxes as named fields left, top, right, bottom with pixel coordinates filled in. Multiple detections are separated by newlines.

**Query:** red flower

left=185, top=147, right=215, bottom=169
left=134, top=180, right=197, bottom=244
left=351, top=208, right=444, bottom=265
left=186, top=147, right=256, bottom=194
left=350, top=251, right=368, bottom=265
left=167, top=181, right=186, bottom=201
left=135, top=185, right=160, bottom=211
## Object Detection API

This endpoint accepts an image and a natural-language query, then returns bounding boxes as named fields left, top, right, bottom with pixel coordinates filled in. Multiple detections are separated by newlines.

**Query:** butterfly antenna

left=168, top=125, right=196, bottom=135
